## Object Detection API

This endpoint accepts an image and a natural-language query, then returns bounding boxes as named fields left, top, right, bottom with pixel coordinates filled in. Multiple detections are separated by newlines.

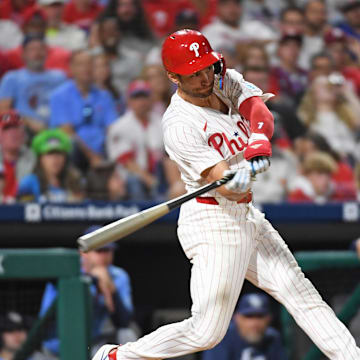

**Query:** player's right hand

left=223, top=164, right=252, bottom=194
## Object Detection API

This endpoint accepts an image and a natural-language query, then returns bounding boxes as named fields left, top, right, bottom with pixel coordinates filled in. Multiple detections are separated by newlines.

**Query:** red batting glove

left=244, top=133, right=272, bottom=160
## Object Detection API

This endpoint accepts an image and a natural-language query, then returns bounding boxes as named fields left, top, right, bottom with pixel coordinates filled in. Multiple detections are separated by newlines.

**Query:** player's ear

left=167, top=71, right=180, bottom=86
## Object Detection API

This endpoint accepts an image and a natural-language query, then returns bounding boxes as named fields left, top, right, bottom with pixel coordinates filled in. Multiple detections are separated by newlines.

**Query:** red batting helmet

left=161, top=29, right=223, bottom=75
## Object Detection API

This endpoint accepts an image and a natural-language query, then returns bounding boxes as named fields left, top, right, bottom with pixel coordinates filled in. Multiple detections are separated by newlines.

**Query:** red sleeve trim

left=238, top=96, right=274, bottom=140
left=117, top=151, right=135, bottom=165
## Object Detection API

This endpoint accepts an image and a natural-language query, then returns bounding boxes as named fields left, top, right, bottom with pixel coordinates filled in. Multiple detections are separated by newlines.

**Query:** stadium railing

left=0, top=248, right=91, bottom=360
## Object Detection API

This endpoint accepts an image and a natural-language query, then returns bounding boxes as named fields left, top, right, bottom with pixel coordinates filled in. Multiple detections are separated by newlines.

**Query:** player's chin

left=195, top=87, right=213, bottom=98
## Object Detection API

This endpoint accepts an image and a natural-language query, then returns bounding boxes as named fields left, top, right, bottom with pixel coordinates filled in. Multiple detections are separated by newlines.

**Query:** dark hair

left=98, top=0, right=153, bottom=40
left=310, top=51, right=334, bottom=68
left=35, top=154, right=84, bottom=198
left=280, top=6, right=304, bottom=21
left=303, top=132, right=341, bottom=162
left=86, top=164, right=115, bottom=200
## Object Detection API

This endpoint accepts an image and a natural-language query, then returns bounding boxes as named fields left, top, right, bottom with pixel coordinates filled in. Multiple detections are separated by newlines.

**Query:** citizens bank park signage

left=0, top=202, right=358, bottom=223
left=24, top=203, right=141, bottom=222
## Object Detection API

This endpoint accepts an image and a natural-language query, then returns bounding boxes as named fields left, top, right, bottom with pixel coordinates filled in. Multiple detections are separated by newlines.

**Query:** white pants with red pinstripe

left=116, top=199, right=360, bottom=360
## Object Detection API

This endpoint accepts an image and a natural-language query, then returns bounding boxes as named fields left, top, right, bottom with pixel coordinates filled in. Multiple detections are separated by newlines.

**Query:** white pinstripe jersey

left=162, top=69, right=271, bottom=194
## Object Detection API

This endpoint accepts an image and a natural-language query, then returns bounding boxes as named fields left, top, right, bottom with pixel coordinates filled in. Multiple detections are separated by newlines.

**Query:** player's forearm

left=239, top=96, right=274, bottom=139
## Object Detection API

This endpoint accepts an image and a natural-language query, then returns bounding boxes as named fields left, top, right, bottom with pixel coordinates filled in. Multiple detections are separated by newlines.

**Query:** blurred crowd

left=0, top=0, right=360, bottom=205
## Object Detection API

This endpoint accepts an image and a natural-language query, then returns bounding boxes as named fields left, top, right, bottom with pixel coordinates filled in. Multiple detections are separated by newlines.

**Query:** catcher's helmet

left=161, top=29, right=224, bottom=76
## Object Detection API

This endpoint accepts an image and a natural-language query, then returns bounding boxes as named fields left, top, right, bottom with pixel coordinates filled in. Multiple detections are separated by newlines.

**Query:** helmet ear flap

left=213, top=53, right=226, bottom=76
left=213, top=60, right=222, bottom=75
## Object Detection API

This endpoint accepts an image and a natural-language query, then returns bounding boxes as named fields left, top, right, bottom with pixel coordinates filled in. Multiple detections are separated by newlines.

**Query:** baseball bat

left=77, top=172, right=241, bottom=252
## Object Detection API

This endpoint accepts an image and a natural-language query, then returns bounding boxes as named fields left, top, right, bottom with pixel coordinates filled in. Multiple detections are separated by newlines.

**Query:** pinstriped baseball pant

left=116, top=199, right=360, bottom=360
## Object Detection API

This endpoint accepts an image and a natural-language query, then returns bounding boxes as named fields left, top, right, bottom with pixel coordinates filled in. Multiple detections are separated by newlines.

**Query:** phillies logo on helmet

left=189, top=42, right=200, bottom=57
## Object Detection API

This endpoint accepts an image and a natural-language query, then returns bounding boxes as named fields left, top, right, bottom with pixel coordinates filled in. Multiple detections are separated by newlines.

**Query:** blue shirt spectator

left=202, top=293, right=288, bottom=360
left=39, top=226, right=133, bottom=356
left=40, top=265, right=133, bottom=355
left=49, top=50, right=118, bottom=173
left=337, top=3, right=360, bottom=41
left=49, top=79, right=117, bottom=155
left=0, top=36, right=66, bottom=129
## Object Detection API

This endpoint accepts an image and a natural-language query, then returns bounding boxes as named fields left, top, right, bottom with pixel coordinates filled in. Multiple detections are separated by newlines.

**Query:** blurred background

left=0, top=0, right=360, bottom=359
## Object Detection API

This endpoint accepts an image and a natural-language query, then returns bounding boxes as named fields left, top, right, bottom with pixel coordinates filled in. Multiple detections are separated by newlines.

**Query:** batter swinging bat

left=77, top=171, right=245, bottom=252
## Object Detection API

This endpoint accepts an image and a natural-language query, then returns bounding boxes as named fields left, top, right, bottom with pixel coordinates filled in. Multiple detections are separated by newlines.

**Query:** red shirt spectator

left=5, top=46, right=70, bottom=74
left=288, top=151, right=356, bottom=203
left=0, top=0, right=36, bottom=25
left=142, top=0, right=216, bottom=38
left=63, top=0, right=103, bottom=31
left=0, top=110, right=36, bottom=202
left=0, top=51, right=11, bottom=79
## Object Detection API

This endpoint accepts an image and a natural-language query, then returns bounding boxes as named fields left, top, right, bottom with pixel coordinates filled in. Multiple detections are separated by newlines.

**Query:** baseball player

left=93, top=29, right=360, bottom=360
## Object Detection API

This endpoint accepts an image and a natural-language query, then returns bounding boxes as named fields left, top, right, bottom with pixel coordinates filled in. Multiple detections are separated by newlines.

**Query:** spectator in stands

left=0, top=110, right=35, bottom=204
left=107, top=80, right=164, bottom=200
left=142, top=0, right=215, bottom=39
left=242, top=0, right=286, bottom=24
left=0, top=311, right=28, bottom=360
left=0, top=0, right=35, bottom=25
left=201, top=0, right=277, bottom=53
left=93, top=53, right=126, bottom=116
left=323, top=27, right=360, bottom=96
left=337, top=1, right=360, bottom=41
left=86, top=162, right=127, bottom=201
left=38, top=0, right=87, bottom=51
left=40, top=225, right=135, bottom=357
left=98, top=0, right=154, bottom=56
left=278, top=6, right=305, bottom=36
left=3, top=7, right=71, bottom=74
left=309, top=52, right=334, bottom=81
left=240, top=43, right=270, bottom=70
left=298, top=0, right=329, bottom=70
left=202, top=293, right=288, bottom=360
left=141, top=64, right=173, bottom=116
left=144, top=7, right=201, bottom=66
left=270, top=31, right=308, bottom=107
left=293, top=132, right=357, bottom=201
left=298, top=74, right=360, bottom=160
left=17, top=129, right=84, bottom=202
left=0, top=35, right=66, bottom=133
left=90, top=16, right=143, bottom=94
left=50, top=49, right=118, bottom=172
left=173, top=7, right=200, bottom=32
left=288, top=151, right=356, bottom=203
left=63, top=0, right=103, bottom=32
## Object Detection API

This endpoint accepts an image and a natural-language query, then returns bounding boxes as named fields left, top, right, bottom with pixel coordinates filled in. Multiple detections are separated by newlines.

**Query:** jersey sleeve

left=164, top=123, right=224, bottom=181
left=219, top=69, right=274, bottom=109
left=107, top=121, right=134, bottom=163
